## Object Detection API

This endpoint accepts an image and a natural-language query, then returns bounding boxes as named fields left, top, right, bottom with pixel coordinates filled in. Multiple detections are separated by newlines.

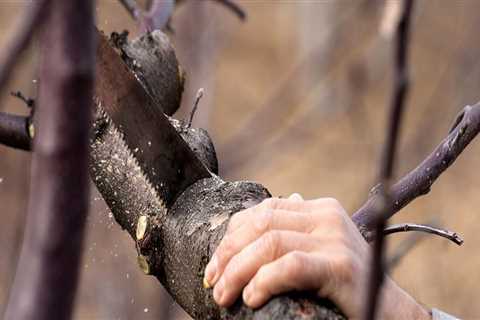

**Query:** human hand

left=204, top=195, right=430, bottom=319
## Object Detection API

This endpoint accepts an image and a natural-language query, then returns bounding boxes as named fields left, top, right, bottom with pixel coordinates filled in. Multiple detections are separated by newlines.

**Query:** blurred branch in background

left=362, top=1, right=414, bottom=319
left=219, top=1, right=374, bottom=175
left=0, top=0, right=49, bottom=101
left=4, top=1, right=95, bottom=319
left=388, top=226, right=429, bottom=270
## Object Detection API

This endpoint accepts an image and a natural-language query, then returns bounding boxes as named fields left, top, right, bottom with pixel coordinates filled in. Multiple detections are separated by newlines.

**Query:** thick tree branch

left=0, top=0, right=50, bottom=99
left=4, top=1, right=95, bottom=319
left=362, top=1, right=414, bottom=319
left=384, top=223, right=463, bottom=245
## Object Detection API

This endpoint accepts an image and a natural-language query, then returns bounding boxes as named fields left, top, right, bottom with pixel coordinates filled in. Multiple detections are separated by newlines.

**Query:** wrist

left=379, top=277, right=431, bottom=320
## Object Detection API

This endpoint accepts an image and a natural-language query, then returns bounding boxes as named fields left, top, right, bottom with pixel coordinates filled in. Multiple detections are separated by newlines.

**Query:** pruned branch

left=362, top=0, right=415, bottom=319
left=384, top=223, right=463, bottom=245
left=0, top=0, right=50, bottom=100
left=3, top=1, right=95, bottom=319
left=0, top=112, right=31, bottom=150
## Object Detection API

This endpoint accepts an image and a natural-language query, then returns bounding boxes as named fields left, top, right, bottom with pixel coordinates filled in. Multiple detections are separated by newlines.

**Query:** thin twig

left=188, top=87, right=204, bottom=128
left=362, top=1, right=414, bottom=320
left=139, top=0, right=175, bottom=33
left=209, top=0, right=246, bottom=21
left=4, top=0, right=95, bottom=319
left=0, top=0, right=50, bottom=100
left=10, top=91, right=35, bottom=108
left=384, top=223, right=463, bottom=245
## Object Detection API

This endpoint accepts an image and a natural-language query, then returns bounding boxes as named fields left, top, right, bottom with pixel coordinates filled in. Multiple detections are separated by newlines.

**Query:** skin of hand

left=203, top=194, right=431, bottom=320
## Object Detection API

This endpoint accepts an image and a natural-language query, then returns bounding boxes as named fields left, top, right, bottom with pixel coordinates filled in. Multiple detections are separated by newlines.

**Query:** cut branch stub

left=136, top=215, right=149, bottom=240
left=111, top=30, right=184, bottom=116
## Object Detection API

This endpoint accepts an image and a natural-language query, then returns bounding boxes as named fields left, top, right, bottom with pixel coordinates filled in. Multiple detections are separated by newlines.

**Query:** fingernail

left=213, top=277, right=225, bottom=304
left=289, top=193, right=303, bottom=201
left=203, top=277, right=211, bottom=289
left=242, top=285, right=252, bottom=304
left=205, top=255, right=218, bottom=284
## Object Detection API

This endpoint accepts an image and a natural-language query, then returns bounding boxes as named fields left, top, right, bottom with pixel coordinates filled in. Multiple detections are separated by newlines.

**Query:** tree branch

left=352, top=102, right=480, bottom=239
left=384, top=223, right=463, bottom=245
left=362, top=1, right=414, bottom=319
left=209, top=0, right=246, bottom=21
left=0, top=0, right=50, bottom=100
left=118, top=0, right=141, bottom=20
left=3, top=1, right=95, bottom=319
left=0, top=112, right=31, bottom=150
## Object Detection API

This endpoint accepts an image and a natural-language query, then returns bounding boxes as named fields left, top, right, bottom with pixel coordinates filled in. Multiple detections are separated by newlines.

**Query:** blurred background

left=1, top=0, right=480, bottom=319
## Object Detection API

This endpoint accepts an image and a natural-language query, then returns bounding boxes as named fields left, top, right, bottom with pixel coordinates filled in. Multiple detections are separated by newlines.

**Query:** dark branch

left=352, top=102, right=480, bottom=239
left=0, top=0, right=50, bottom=99
left=209, top=0, right=246, bottom=21
left=4, top=0, right=95, bottom=319
left=118, top=0, right=141, bottom=19
left=0, top=112, right=31, bottom=150
left=384, top=223, right=463, bottom=245
left=10, top=90, right=35, bottom=108
left=362, top=1, right=415, bottom=320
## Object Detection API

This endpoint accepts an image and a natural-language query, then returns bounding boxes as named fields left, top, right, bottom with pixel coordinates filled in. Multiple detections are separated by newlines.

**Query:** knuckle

left=260, top=230, right=282, bottom=258
left=254, top=209, right=274, bottom=234
left=323, top=198, right=343, bottom=211
left=283, top=251, right=308, bottom=275
left=262, top=197, right=281, bottom=210
left=216, top=235, right=236, bottom=262
left=228, top=210, right=246, bottom=230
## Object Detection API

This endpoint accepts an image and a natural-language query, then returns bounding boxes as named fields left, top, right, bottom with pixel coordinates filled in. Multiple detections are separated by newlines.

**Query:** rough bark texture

left=90, top=114, right=346, bottom=319
left=90, top=30, right=346, bottom=319
left=111, top=30, right=184, bottom=116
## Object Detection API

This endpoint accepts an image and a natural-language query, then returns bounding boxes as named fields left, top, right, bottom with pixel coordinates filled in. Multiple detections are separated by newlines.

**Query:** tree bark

left=91, top=30, right=346, bottom=319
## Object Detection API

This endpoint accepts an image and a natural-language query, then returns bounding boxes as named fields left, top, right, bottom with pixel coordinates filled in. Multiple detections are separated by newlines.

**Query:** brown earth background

left=1, top=0, right=480, bottom=319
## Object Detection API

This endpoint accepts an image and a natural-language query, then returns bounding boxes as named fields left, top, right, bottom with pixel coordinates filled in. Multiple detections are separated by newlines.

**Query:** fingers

left=225, top=196, right=337, bottom=236
left=204, top=209, right=315, bottom=287
left=242, top=250, right=357, bottom=309
left=212, top=231, right=322, bottom=307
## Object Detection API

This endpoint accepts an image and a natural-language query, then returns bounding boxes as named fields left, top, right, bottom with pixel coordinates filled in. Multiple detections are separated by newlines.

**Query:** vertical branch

left=4, top=0, right=95, bottom=319
left=0, top=0, right=50, bottom=100
left=362, top=1, right=415, bottom=320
